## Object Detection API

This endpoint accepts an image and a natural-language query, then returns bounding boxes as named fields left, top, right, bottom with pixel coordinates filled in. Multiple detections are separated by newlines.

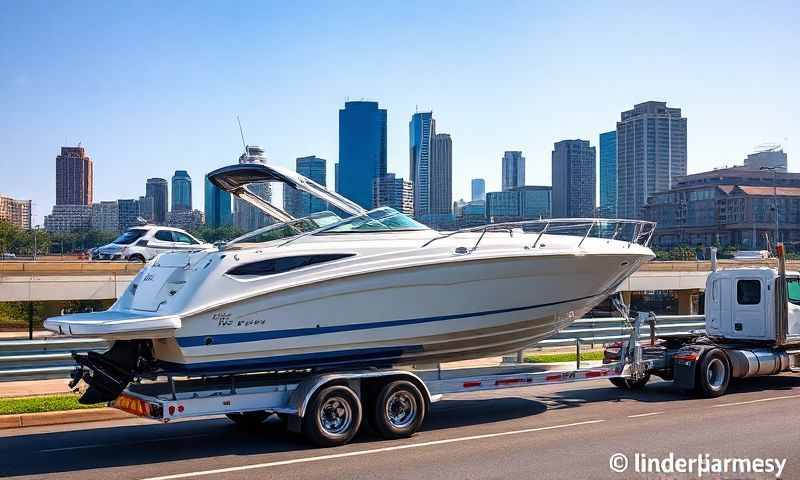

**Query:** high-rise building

left=471, top=178, right=486, bottom=201
left=373, top=173, right=413, bottom=216
left=204, top=175, right=232, bottom=228
left=501, top=151, right=525, bottom=191
left=138, top=195, right=154, bottom=223
left=338, top=101, right=388, bottom=209
left=117, top=199, right=142, bottom=231
left=599, top=131, right=617, bottom=217
left=56, top=146, right=93, bottom=205
left=171, top=170, right=192, bottom=212
left=44, top=205, right=91, bottom=232
left=551, top=139, right=596, bottom=218
left=90, top=201, right=119, bottom=232
left=167, top=209, right=204, bottom=230
left=284, top=156, right=328, bottom=218
left=0, top=195, right=32, bottom=229
left=744, top=146, right=787, bottom=171
left=616, top=101, right=687, bottom=219
left=410, top=112, right=435, bottom=216
left=234, top=145, right=272, bottom=232
left=334, top=163, right=340, bottom=193
left=430, top=133, right=452, bottom=214
left=486, top=186, right=551, bottom=221
left=145, top=178, right=168, bottom=224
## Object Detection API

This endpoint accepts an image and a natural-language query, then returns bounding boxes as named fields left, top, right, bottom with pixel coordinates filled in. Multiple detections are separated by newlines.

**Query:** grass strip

left=524, top=351, right=604, bottom=363
left=0, top=394, right=103, bottom=415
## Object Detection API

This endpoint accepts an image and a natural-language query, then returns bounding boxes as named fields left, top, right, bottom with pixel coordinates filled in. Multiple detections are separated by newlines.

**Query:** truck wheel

left=303, top=385, right=362, bottom=447
left=695, top=349, right=730, bottom=398
left=226, top=410, right=269, bottom=427
left=371, top=380, right=426, bottom=439
left=610, top=374, right=651, bottom=390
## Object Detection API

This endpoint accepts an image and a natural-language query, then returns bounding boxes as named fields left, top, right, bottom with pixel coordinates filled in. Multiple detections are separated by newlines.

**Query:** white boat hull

left=149, top=252, right=645, bottom=374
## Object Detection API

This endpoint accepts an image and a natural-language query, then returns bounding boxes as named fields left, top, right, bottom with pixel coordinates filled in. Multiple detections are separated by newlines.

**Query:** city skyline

left=1, top=3, right=796, bottom=224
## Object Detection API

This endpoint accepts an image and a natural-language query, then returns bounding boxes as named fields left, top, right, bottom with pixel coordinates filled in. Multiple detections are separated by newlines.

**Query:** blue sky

left=1, top=1, right=798, bottom=224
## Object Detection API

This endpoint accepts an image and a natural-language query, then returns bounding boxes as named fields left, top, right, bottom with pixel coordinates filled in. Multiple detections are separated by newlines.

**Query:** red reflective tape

left=546, top=374, right=561, bottom=381
left=495, top=378, right=524, bottom=386
left=585, top=370, right=607, bottom=378
left=463, top=381, right=481, bottom=388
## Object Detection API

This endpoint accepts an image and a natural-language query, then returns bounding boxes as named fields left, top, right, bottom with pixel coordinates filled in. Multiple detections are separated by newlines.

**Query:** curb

left=0, top=407, right=134, bottom=430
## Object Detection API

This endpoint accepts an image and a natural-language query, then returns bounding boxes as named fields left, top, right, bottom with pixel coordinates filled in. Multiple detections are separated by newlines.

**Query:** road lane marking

left=139, top=419, right=607, bottom=480
left=711, top=394, right=800, bottom=408
left=39, top=434, right=213, bottom=453
left=627, top=411, right=664, bottom=418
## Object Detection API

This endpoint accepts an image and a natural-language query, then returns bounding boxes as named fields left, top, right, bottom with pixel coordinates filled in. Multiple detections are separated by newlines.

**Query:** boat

left=44, top=163, right=656, bottom=404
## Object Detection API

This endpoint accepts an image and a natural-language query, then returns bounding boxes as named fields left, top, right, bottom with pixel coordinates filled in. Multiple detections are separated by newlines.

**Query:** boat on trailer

left=44, top=162, right=655, bottom=405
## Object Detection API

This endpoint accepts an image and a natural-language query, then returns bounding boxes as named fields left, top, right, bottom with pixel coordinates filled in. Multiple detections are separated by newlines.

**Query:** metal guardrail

left=0, top=315, right=706, bottom=382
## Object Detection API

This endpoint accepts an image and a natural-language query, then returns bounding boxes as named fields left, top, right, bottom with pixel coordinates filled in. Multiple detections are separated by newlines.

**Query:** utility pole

left=760, top=166, right=784, bottom=250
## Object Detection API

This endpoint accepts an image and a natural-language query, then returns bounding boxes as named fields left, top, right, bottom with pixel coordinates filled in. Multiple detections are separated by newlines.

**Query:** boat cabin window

left=226, top=254, right=354, bottom=277
left=226, top=211, right=342, bottom=247
left=318, top=207, right=428, bottom=233
left=736, top=279, right=761, bottom=305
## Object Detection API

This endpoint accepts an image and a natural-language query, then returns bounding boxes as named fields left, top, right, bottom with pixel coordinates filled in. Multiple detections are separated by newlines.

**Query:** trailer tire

left=370, top=380, right=425, bottom=439
left=610, top=374, right=650, bottom=390
left=226, top=410, right=269, bottom=427
left=303, top=385, right=362, bottom=447
left=695, top=349, right=730, bottom=398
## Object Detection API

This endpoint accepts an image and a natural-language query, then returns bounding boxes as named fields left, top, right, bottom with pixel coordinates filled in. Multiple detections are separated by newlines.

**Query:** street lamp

left=760, top=165, right=785, bottom=249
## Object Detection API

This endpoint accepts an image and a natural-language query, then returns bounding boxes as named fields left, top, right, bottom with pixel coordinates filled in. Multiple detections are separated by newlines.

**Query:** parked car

left=92, top=226, right=214, bottom=262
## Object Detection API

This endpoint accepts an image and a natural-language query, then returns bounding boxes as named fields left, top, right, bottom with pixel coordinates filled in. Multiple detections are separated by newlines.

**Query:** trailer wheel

left=226, top=410, right=269, bottom=427
left=303, top=385, right=362, bottom=447
left=695, top=349, right=730, bottom=398
left=371, top=380, right=426, bottom=439
left=610, top=374, right=651, bottom=390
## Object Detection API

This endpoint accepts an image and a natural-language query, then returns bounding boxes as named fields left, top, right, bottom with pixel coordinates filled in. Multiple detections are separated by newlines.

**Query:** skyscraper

left=616, top=101, right=687, bottom=219
left=204, top=174, right=232, bottom=228
left=599, top=131, right=617, bottom=217
left=145, top=178, right=168, bottom=224
left=56, top=145, right=93, bottom=205
left=551, top=139, right=596, bottom=218
left=234, top=145, right=272, bottom=231
left=171, top=170, right=192, bottom=212
left=284, top=156, right=327, bottom=217
left=373, top=173, right=413, bottom=216
left=501, top=151, right=525, bottom=191
left=430, top=133, right=452, bottom=214
left=338, top=101, right=388, bottom=209
left=410, top=112, right=435, bottom=216
left=471, top=178, right=486, bottom=201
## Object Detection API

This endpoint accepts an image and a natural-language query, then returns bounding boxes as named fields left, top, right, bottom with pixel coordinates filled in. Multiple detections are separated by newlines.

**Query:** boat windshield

left=315, top=207, right=429, bottom=234
left=226, top=211, right=342, bottom=246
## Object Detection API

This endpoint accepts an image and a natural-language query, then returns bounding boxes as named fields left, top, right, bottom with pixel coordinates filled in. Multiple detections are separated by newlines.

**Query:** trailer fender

left=673, top=345, right=718, bottom=390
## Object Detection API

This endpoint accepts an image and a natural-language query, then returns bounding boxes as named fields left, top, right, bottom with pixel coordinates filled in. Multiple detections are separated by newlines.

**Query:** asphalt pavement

left=1, top=374, right=799, bottom=479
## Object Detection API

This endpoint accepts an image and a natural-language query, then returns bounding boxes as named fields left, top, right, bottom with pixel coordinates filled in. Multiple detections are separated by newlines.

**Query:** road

left=2, top=374, right=799, bottom=479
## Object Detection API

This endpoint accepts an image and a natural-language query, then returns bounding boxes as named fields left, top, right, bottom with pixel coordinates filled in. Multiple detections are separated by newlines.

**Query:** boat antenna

left=236, top=115, right=247, bottom=153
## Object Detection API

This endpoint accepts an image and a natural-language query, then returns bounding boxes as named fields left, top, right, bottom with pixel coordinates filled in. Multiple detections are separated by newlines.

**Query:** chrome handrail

left=421, top=218, right=657, bottom=250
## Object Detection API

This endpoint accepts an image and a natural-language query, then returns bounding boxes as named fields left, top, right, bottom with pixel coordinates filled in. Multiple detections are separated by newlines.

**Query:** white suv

left=92, top=226, right=214, bottom=262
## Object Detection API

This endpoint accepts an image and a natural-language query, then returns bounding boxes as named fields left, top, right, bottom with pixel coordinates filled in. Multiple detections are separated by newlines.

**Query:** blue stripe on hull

left=176, top=293, right=599, bottom=348
left=157, top=345, right=422, bottom=375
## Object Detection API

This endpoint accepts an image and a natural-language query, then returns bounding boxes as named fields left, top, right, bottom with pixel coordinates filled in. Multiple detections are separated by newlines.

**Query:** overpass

left=0, top=258, right=791, bottom=302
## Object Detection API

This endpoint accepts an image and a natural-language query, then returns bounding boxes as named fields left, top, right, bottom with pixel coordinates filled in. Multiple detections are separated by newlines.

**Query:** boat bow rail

left=420, top=218, right=656, bottom=251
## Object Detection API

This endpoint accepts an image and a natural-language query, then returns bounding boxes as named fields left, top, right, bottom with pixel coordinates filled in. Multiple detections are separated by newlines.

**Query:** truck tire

left=610, top=374, right=650, bottom=390
left=695, top=349, right=730, bottom=398
left=226, top=410, right=269, bottom=428
left=371, top=380, right=426, bottom=439
left=303, top=385, right=362, bottom=447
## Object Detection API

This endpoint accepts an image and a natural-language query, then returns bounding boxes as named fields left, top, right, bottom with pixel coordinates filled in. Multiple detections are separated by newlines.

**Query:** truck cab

left=705, top=267, right=800, bottom=343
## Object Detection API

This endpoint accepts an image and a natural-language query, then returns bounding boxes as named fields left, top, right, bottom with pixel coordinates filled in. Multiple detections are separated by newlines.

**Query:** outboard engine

left=70, top=340, right=154, bottom=404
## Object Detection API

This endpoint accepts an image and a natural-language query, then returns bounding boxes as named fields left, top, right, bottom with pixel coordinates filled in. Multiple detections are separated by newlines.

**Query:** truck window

left=736, top=280, right=761, bottom=305
left=788, top=279, right=800, bottom=306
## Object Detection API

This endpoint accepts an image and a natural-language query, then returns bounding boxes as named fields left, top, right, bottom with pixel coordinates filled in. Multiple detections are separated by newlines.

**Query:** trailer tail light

left=462, top=381, right=481, bottom=388
left=674, top=352, right=699, bottom=362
